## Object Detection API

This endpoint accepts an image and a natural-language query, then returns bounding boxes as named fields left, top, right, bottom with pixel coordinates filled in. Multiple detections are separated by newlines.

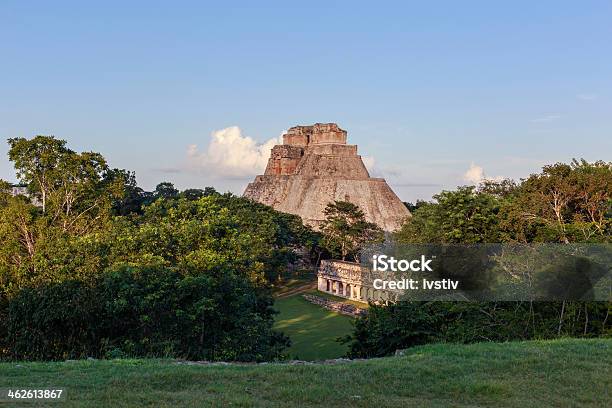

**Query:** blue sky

left=1, top=1, right=610, bottom=202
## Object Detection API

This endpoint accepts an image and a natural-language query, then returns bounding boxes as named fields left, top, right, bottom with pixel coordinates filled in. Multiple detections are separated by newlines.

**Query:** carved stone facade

left=243, top=123, right=411, bottom=231
left=265, top=145, right=304, bottom=176
left=317, top=260, right=401, bottom=304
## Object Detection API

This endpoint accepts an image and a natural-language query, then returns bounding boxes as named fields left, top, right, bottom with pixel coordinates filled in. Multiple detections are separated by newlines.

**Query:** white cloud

left=463, top=163, right=485, bottom=184
left=187, top=126, right=280, bottom=178
left=530, top=114, right=561, bottom=123
left=577, top=93, right=597, bottom=101
left=362, top=156, right=375, bottom=172
left=361, top=157, right=405, bottom=179
left=463, top=162, right=504, bottom=184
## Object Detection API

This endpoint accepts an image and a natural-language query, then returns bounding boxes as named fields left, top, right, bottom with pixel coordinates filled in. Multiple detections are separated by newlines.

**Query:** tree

left=154, top=182, right=179, bottom=199
left=345, top=301, right=611, bottom=358
left=7, top=136, right=124, bottom=233
left=0, top=179, right=12, bottom=204
left=520, top=163, right=576, bottom=243
left=570, top=159, right=611, bottom=239
left=320, top=201, right=384, bottom=262
left=1, top=136, right=126, bottom=294
left=109, top=169, right=153, bottom=215
left=180, top=188, right=205, bottom=201
left=403, top=200, right=427, bottom=213
left=477, top=178, right=518, bottom=198
left=1, top=137, right=314, bottom=362
left=8, top=136, right=70, bottom=213
left=3, top=265, right=290, bottom=361
left=203, top=186, right=218, bottom=196
left=499, top=160, right=611, bottom=243
left=395, top=186, right=501, bottom=244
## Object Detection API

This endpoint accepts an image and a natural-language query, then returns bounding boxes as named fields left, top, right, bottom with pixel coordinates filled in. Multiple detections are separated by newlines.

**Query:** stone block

left=244, top=123, right=411, bottom=231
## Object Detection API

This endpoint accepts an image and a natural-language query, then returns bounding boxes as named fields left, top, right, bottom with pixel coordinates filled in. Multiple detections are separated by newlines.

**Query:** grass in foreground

left=273, top=295, right=354, bottom=360
left=0, top=339, right=609, bottom=407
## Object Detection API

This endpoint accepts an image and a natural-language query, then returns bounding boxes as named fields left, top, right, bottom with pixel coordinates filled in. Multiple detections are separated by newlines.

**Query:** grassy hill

left=1, top=339, right=609, bottom=407
left=273, top=294, right=354, bottom=360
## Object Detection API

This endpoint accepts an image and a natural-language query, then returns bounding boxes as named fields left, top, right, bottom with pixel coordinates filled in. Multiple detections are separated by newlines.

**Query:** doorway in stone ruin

left=338, top=282, right=343, bottom=296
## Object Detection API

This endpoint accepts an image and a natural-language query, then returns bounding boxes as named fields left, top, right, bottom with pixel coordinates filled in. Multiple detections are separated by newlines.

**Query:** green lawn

left=0, top=339, right=609, bottom=407
left=273, top=295, right=354, bottom=360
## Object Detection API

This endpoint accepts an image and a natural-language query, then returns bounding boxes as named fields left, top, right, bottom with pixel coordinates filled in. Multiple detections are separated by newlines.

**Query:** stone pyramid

left=243, top=123, right=410, bottom=231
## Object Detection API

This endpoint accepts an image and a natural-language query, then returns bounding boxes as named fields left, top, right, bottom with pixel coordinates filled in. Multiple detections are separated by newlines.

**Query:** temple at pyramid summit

left=243, top=123, right=410, bottom=231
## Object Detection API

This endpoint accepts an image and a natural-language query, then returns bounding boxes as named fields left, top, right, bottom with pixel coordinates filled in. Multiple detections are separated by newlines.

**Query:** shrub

left=1, top=265, right=289, bottom=361
left=346, top=301, right=611, bottom=358
left=4, top=281, right=102, bottom=360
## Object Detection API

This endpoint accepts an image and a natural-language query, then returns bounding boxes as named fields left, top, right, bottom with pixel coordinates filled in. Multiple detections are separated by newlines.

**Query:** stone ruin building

left=244, top=123, right=411, bottom=303
left=243, top=123, right=410, bottom=231
left=317, top=260, right=401, bottom=304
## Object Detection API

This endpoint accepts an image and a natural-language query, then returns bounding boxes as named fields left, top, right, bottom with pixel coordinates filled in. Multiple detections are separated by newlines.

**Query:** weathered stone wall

left=283, top=123, right=347, bottom=147
left=317, top=260, right=401, bottom=304
left=292, top=151, right=369, bottom=179
left=264, top=145, right=304, bottom=175
left=243, top=122, right=411, bottom=232
left=244, top=175, right=410, bottom=231
left=283, top=132, right=309, bottom=147
left=308, top=123, right=347, bottom=145
left=306, top=144, right=358, bottom=157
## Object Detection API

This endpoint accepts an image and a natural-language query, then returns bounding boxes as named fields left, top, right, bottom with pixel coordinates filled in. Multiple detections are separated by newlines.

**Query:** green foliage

left=3, top=280, right=103, bottom=360
left=109, top=169, right=154, bottom=216
left=320, top=200, right=384, bottom=261
left=347, top=301, right=611, bottom=358
left=395, top=186, right=502, bottom=244
left=403, top=200, right=428, bottom=213
left=0, top=135, right=317, bottom=362
left=0, top=136, right=128, bottom=295
left=3, top=134, right=609, bottom=365
left=1, top=136, right=316, bottom=294
left=500, top=160, right=611, bottom=243
left=7, top=136, right=123, bottom=218
left=104, top=194, right=316, bottom=284
left=396, top=160, right=611, bottom=244
left=7, top=136, right=69, bottom=213
left=180, top=188, right=216, bottom=201
left=356, top=160, right=611, bottom=358
left=2, top=265, right=289, bottom=362
left=154, top=182, right=179, bottom=199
